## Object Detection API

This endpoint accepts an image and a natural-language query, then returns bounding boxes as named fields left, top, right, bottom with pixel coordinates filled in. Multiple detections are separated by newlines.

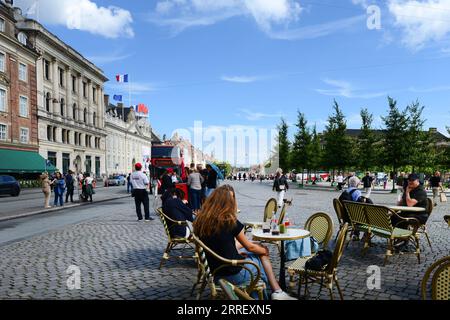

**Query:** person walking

left=429, top=171, right=442, bottom=206
left=84, top=173, right=95, bottom=203
left=362, top=172, right=374, bottom=198
left=131, top=163, right=153, bottom=221
left=187, top=168, right=204, bottom=214
left=205, top=164, right=218, bottom=197
left=126, top=172, right=133, bottom=194
left=336, top=173, right=344, bottom=191
left=51, top=172, right=65, bottom=207
left=65, top=170, right=75, bottom=203
left=273, top=168, right=289, bottom=208
left=40, top=172, right=52, bottom=208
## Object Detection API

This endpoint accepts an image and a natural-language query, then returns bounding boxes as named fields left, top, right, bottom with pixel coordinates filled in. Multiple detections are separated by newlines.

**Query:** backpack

left=338, top=189, right=358, bottom=203
left=357, top=196, right=373, bottom=204
left=305, top=249, right=333, bottom=271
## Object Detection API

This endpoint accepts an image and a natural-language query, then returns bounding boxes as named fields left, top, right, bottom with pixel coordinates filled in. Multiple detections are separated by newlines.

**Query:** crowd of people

left=39, top=170, right=95, bottom=208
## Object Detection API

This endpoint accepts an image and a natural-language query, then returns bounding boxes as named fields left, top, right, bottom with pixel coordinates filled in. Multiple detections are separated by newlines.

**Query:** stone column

left=87, top=80, right=92, bottom=125
left=78, top=74, right=84, bottom=122
left=52, top=58, right=60, bottom=115
left=66, top=66, right=72, bottom=119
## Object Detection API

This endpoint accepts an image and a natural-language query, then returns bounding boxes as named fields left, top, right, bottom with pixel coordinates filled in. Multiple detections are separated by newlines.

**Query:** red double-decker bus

left=150, top=145, right=187, bottom=199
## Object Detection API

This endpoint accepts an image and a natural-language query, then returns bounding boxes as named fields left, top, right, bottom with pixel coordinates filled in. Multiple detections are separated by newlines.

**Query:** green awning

left=0, top=149, right=57, bottom=174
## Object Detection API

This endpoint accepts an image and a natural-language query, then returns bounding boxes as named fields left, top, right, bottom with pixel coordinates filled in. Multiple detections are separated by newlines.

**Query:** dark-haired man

left=162, top=188, right=194, bottom=238
left=131, top=163, right=153, bottom=221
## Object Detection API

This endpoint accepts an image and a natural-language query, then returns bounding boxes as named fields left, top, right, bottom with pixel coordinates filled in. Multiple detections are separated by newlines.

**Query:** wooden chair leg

left=414, top=236, right=421, bottom=264
left=424, top=230, right=432, bottom=251
left=159, top=243, right=172, bottom=269
left=334, top=275, right=344, bottom=300
left=384, top=239, right=392, bottom=266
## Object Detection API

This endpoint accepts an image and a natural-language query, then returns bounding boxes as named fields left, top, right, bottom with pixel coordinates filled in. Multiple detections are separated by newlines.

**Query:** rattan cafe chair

left=287, top=223, right=348, bottom=300
left=156, top=208, right=197, bottom=269
left=218, top=279, right=254, bottom=300
left=421, top=256, right=450, bottom=300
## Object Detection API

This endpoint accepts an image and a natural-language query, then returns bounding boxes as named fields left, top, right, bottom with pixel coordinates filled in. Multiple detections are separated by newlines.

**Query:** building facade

left=105, top=98, right=153, bottom=176
left=0, top=2, right=39, bottom=153
left=15, top=9, right=108, bottom=177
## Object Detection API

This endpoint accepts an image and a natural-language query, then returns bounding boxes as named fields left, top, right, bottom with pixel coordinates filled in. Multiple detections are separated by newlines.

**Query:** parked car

left=0, top=175, right=20, bottom=197
left=107, top=176, right=119, bottom=186
left=116, top=175, right=126, bottom=186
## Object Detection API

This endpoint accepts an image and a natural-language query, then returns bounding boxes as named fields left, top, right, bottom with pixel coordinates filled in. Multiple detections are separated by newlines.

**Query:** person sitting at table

left=162, top=188, right=194, bottom=238
left=393, top=173, right=429, bottom=229
left=193, top=185, right=296, bottom=300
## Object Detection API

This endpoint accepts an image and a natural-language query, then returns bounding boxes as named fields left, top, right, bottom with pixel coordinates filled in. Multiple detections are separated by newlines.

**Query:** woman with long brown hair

left=193, top=185, right=295, bottom=300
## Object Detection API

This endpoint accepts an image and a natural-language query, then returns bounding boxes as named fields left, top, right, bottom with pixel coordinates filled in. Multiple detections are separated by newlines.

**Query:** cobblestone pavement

left=0, top=180, right=448, bottom=300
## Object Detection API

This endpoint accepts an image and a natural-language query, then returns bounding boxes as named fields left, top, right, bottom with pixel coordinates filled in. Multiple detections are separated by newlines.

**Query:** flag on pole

left=113, top=95, right=123, bottom=102
left=137, top=103, right=148, bottom=114
left=116, top=74, right=129, bottom=83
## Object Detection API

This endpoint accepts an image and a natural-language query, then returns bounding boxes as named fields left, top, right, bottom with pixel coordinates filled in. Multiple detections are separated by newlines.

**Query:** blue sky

left=15, top=0, right=450, bottom=143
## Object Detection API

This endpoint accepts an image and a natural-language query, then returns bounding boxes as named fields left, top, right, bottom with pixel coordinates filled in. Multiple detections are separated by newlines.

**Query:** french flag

left=116, top=74, right=129, bottom=83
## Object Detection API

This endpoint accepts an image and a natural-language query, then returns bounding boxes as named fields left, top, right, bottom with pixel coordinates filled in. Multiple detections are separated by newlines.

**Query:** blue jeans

left=205, top=187, right=215, bottom=197
left=189, top=188, right=201, bottom=211
left=219, top=251, right=269, bottom=300
left=54, top=192, right=63, bottom=206
left=127, top=182, right=133, bottom=193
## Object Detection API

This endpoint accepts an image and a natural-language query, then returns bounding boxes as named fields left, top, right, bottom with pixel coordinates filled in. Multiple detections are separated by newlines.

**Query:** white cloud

left=150, top=0, right=303, bottom=36
left=221, top=75, right=264, bottom=83
left=16, top=0, right=134, bottom=38
left=267, top=14, right=366, bottom=40
left=105, top=82, right=158, bottom=95
left=237, top=108, right=284, bottom=121
left=316, top=78, right=386, bottom=99
left=86, top=51, right=134, bottom=65
left=388, top=0, right=450, bottom=49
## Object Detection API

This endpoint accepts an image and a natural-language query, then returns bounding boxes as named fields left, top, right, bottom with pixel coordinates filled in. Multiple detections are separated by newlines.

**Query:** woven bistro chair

left=417, top=198, right=434, bottom=251
left=304, top=212, right=334, bottom=249
left=343, top=202, right=421, bottom=265
left=190, top=233, right=266, bottom=300
left=288, top=223, right=348, bottom=300
left=218, top=279, right=254, bottom=300
left=421, top=256, right=450, bottom=300
left=342, top=201, right=370, bottom=250
left=156, top=208, right=197, bottom=269
left=332, top=198, right=353, bottom=242
left=264, top=198, right=278, bottom=222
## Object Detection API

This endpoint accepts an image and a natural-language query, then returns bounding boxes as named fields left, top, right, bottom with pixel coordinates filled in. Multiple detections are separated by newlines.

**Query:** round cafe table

left=252, top=228, right=310, bottom=290
left=387, top=205, right=426, bottom=213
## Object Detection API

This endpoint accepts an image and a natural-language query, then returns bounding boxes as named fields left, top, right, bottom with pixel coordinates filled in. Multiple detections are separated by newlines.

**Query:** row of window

left=43, top=92, right=97, bottom=125
left=0, top=87, right=28, bottom=117
left=43, top=59, right=98, bottom=103
left=0, top=123, right=29, bottom=143
left=46, top=125, right=101, bottom=149
left=0, top=52, right=28, bottom=81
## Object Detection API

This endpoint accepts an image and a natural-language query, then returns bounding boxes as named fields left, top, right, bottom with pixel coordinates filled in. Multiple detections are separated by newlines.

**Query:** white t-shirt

left=131, top=171, right=149, bottom=190
left=337, top=176, right=344, bottom=183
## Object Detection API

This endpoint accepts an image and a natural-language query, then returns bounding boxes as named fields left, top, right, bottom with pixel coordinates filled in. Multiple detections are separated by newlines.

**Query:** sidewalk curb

left=0, top=194, right=132, bottom=223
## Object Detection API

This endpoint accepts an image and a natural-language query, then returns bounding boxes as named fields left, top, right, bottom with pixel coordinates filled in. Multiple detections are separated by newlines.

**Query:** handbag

left=440, top=189, right=447, bottom=203
left=304, top=249, right=332, bottom=271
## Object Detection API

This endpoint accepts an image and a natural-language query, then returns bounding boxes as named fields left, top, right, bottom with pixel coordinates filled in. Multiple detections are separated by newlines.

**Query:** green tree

left=276, top=118, right=290, bottom=173
left=358, top=108, right=379, bottom=171
left=323, top=100, right=352, bottom=178
left=381, top=97, right=409, bottom=192
left=290, top=111, right=312, bottom=185
left=405, top=100, right=427, bottom=171
left=310, top=124, right=323, bottom=181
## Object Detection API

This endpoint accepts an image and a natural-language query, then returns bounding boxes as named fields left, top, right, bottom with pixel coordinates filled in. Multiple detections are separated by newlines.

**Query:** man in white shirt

left=130, top=163, right=153, bottom=221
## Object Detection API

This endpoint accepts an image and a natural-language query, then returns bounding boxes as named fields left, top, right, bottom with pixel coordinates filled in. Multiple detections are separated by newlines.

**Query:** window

left=74, top=132, right=78, bottom=145
left=47, top=126, right=52, bottom=141
left=83, top=108, right=87, bottom=124
left=93, top=112, right=96, bottom=126
left=44, top=59, right=50, bottom=80
left=20, top=128, right=29, bottom=143
left=72, top=76, right=76, bottom=93
left=72, top=103, right=77, bottom=120
left=60, top=98, right=65, bottom=116
left=83, top=82, right=87, bottom=98
left=19, top=63, right=27, bottom=82
left=0, top=52, right=5, bottom=72
left=62, top=129, right=66, bottom=143
left=93, top=87, right=97, bottom=103
left=0, top=124, right=6, bottom=140
left=45, top=92, right=51, bottom=112
left=62, top=153, right=70, bottom=174
left=59, top=68, right=64, bottom=87
left=0, top=18, right=5, bottom=32
left=0, top=88, right=6, bottom=112
left=53, top=127, right=57, bottom=142
left=18, top=32, right=28, bottom=45
left=47, top=151, right=57, bottom=167
left=67, top=130, right=70, bottom=144
left=19, top=96, right=28, bottom=117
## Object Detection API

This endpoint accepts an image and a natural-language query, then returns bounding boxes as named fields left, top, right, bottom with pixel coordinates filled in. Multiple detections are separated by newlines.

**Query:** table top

left=243, top=221, right=264, bottom=227
left=388, top=205, right=426, bottom=213
left=252, top=228, right=310, bottom=241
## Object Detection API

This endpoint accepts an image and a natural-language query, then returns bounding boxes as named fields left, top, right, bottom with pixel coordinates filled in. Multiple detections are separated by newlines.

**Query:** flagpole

left=128, top=74, right=131, bottom=115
